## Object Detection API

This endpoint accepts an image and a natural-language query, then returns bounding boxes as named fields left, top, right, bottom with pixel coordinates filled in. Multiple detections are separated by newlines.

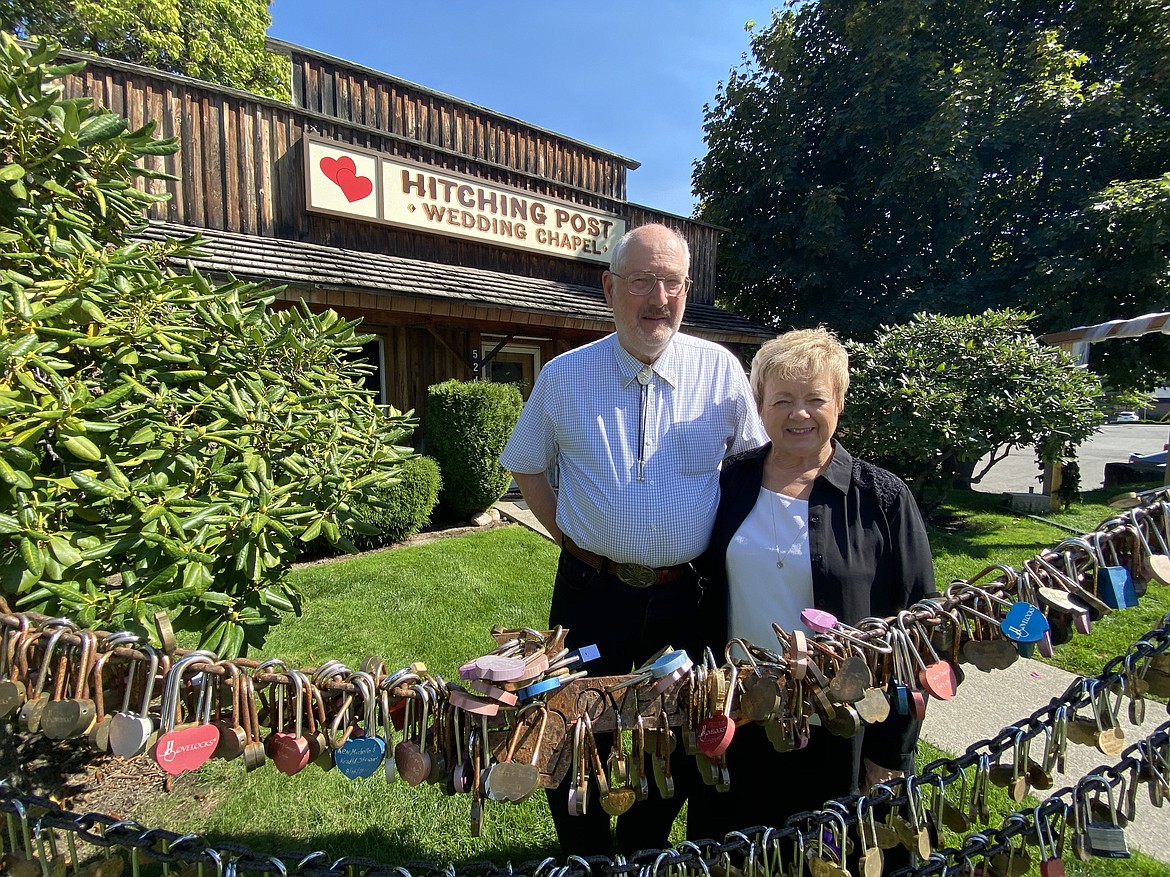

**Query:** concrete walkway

left=494, top=500, right=1169, bottom=862
left=496, top=499, right=552, bottom=539
left=922, top=656, right=1168, bottom=862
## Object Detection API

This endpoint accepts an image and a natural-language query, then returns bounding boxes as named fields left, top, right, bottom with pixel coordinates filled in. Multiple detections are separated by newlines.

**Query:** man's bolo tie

left=636, top=365, right=653, bottom=482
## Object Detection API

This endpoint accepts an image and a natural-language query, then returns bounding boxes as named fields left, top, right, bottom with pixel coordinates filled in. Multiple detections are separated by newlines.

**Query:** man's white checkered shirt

left=500, top=332, right=767, bottom=567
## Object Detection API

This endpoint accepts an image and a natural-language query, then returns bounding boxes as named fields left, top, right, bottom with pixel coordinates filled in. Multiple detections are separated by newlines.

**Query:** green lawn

left=138, top=490, right=1170, bottom=874
left=149, top=527, right=563, bottom=866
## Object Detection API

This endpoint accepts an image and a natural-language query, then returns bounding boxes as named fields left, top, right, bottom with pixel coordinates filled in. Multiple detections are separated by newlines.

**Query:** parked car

left=1114, top=411, right=1141, bottom=423
left=1128, top=448, right=1168, bottom=465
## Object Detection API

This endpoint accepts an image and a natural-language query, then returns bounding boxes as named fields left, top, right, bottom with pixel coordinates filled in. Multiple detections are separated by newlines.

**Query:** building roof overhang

left=136, top=222, right=774, bottom=345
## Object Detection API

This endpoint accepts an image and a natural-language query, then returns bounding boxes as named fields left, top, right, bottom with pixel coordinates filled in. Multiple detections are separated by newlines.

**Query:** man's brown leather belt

left=561, top=535, right=693, bottom=588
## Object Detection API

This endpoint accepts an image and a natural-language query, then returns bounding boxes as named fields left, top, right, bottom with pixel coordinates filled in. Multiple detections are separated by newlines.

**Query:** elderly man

left=500, top=223, right=766, bottom=856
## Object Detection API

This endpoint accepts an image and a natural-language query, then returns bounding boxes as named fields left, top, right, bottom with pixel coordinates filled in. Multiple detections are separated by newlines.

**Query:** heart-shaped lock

left=961, top=638, right=1016, bottom=672
left=332, top=669, right=385, bottom=779
left=109, top=713, right=155, bottom=758
left=20, top=622, right=73, bottom=733
left=828, top=654, right=871, bottom=704
left=601, top=785, right=636, bottom=816
left=571, top=712, right=624, bottom=815
left=854, top=687, right=891, bottom=724
left=449, top=686, right=499, bottom=717
left=269, top=669, right=312, bottom=776
left=823, top=704, right=862, bottom=737
left=800, top=607, right=837, bottom=635
left=393, top=685, right=433, bottom=786
left=85, top=631, right=139, bottom=753
left=697, top=666, right=738, bottom=757
left=460, top=654, right=527, bottom=683
left=764, top=715, right=794, bottom=752
left=1000, top=601, right=1050, bottom=643
left=153, top=723, right=220, bottom=775
left=0, top=617, right=32, bottom=719
left=335, top=735, right=384, bottom=779
left=895, top=610, right=959, bottom=701
left=42, top=631, right=98, bottom=740
left=151, top=651, right=219, bottom=775
left=210, top=661, right=246, bottom=761
left=487, top=703, right=548, bottom=802
left=109, top=643, right=160, bottom=758
left=919, top=661, right=958, bottom=700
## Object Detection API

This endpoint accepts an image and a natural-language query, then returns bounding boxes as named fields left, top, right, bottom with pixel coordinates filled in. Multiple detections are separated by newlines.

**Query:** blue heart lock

left=1000, top=601, right=1050, bottom=643
left=334, top=735, right=385, bottom=779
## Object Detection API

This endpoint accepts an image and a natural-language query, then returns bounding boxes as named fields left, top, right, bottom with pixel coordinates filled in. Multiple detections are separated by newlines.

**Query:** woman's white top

left=725, top=486, right=814, bottom=649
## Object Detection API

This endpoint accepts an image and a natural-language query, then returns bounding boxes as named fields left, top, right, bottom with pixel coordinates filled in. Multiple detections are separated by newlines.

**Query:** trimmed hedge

left=427, top=380, right=523, bottom=520
left=351, top=455, right=442, bottom=548
left=301, top=455, right=442, bottom=558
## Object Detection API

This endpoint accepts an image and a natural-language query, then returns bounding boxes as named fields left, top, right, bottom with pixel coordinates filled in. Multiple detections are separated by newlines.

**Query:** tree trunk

left=947, top=457, right=977, bottom=491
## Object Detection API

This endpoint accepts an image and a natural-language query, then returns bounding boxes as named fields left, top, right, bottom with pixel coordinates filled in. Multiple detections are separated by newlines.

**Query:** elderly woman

left=687, top=327, right=936, bottom=841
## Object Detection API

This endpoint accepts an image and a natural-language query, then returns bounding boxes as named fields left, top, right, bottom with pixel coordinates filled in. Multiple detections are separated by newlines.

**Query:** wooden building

left=61, top=40, right=770, bottom=433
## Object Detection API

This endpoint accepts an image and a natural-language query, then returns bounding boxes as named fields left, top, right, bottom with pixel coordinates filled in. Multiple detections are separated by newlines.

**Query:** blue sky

left=267, top=1, right=779, bottom=218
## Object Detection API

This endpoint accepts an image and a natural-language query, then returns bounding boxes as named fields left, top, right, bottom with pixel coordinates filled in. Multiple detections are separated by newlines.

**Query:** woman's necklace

left=768, top=489, right=807, bottom=570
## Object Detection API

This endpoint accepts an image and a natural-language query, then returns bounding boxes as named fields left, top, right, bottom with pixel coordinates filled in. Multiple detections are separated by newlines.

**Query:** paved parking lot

left=975, top=423, right=1170, bottom=494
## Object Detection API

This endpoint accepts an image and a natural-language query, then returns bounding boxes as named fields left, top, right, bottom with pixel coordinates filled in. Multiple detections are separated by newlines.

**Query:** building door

left=482, top=343, right=541, bottom=400
left=482, top=342, right=550, bottom=491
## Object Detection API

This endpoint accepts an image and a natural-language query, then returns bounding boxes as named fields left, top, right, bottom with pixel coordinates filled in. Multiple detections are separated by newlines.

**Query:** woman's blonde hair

left=749, top=327, right=849, bottom=407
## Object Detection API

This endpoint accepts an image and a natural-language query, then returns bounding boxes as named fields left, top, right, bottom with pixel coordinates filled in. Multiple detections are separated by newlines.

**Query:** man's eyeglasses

left=611, top=271, right=692, bottom=297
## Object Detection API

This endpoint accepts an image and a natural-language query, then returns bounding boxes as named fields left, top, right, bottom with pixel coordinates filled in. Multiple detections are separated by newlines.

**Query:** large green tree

left=3, top=0, right=288, bottom=99
left=696, top=0, right=1170, bottom=390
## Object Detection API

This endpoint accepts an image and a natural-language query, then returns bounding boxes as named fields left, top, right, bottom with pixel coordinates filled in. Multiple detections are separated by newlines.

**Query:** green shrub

left=352, top=455, right=441, bottom=548
left=426, top=381, right=522, bottom=520
left=841, top=309, right=1102, bottom=513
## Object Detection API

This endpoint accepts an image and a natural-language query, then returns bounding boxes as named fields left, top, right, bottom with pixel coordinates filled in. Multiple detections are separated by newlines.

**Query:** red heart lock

left=919, top=661, right=958, bottom=700
left=319, top=155, right=356, bottom=183
left=333, top=167, right=373, bottom=202
left=269, top=732, right=311, bottom=776
left=696, top=715, right=735, bottom=758
left=153, top=724, right=221, bottom=775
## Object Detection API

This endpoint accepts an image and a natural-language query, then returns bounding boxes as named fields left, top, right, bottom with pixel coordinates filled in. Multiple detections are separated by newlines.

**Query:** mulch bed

left=0, top=733, right=168, bottom=821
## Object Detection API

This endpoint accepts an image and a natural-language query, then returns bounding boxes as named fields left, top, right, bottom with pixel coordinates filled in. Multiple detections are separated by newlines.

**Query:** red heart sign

left=319, top=155, right=373, bottom=203
left=334, top=167, right=373, bottom=202
left=153, top=724, right=220, bottom=775
left=319, top=155, right=356, bottom=183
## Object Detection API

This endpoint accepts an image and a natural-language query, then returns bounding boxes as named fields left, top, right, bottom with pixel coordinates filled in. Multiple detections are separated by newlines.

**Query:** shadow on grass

left=188, top=828, right=561, bottom=870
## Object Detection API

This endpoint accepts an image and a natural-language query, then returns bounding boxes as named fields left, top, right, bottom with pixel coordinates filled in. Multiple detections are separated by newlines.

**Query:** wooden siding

left=62, top=52, right=721, bottom=303
left=290, top=49, right=628, bottom=203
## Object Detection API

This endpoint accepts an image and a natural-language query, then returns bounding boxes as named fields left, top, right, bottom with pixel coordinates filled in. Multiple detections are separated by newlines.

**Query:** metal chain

left=1, top=613, right=1164, bottom=877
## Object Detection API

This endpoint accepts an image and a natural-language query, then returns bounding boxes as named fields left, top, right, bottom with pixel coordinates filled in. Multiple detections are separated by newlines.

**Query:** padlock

left=1034, top=805, right=1066, bottom=877
left=1081, top=778, right=1130, bottom=859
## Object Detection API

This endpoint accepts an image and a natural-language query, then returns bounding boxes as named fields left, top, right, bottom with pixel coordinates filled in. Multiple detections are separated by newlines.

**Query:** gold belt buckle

left=614, top=563, right=657, bottom=589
